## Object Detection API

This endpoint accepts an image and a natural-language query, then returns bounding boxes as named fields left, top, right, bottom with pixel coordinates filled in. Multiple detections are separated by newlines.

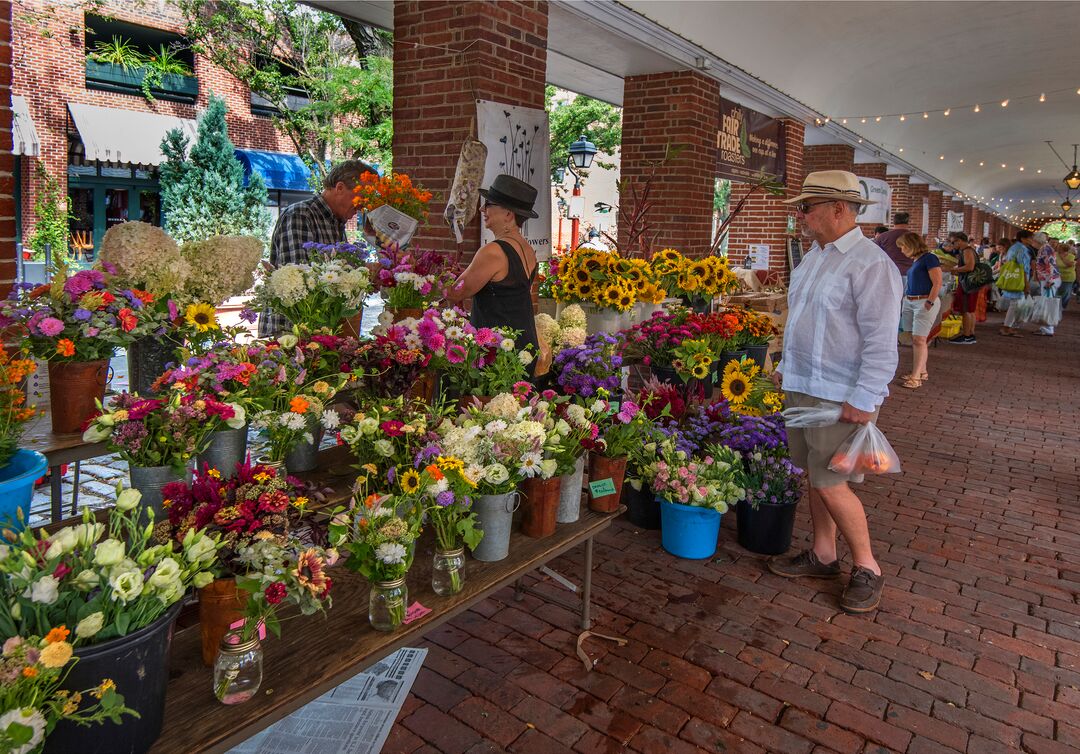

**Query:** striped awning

left=67, top=102, right=197, bottom=166
left=11, top=96, right=40, bottom=157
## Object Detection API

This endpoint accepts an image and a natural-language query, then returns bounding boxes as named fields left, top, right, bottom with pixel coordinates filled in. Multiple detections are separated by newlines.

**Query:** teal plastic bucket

left=659, top=497, right=722, bottom=559
left=0, top=450, right=47, bottom=531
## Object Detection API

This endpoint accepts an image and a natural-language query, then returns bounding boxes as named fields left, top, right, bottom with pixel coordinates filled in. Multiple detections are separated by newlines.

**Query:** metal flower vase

left=130, top=464, right=191, bottom=524
left=557, top=455, right=586, bottom=523
left=197, top=425, right=249, bottom=479
left=472, top=491, right=521, bottom=562
left=127, top=335, right=180, bottom=396
left=284, top=436, right=319, bottom=474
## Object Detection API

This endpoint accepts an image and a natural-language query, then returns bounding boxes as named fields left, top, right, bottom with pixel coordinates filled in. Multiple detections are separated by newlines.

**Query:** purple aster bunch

left=710, top=412, right=787, bottom=455
left=739, top=451, right=803, bottom=510
left=553, top=332, right=623, bottom=398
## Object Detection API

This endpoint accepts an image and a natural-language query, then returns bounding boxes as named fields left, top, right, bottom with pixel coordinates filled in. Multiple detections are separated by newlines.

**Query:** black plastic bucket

left=622, top=483, right=661, bottom=529
left=736, top=498, right=797, bottom=556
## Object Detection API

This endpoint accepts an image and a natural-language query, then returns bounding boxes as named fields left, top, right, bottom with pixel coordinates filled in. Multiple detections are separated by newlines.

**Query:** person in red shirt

left=874, top=212, right=913, bottom=282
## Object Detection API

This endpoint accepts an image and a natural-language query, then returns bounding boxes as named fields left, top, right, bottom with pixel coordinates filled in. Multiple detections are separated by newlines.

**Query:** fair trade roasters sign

left=716, top=99, right=786, bottom=184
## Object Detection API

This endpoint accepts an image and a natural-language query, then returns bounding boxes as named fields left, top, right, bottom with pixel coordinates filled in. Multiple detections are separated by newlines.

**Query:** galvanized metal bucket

left=556, top=455, right=586, bottom=523
left=472, top=491, right=521, bottom=562
left=197, top=426, right=249, bottom=479
left=284, top=437, right=319, bottom=474
left=130, top=464, right=191, bottom=525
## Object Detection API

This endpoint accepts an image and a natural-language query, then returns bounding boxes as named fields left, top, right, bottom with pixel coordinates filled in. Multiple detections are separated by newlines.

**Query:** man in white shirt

left=768, top=170, right=902, bottom=614
left=578, top=229, right=609, bottom=251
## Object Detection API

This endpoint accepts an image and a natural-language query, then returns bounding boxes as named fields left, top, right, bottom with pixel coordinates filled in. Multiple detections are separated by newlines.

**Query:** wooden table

left=150, top=503, right=617, bottom=753
left=21, top=415, right=109, bottom=523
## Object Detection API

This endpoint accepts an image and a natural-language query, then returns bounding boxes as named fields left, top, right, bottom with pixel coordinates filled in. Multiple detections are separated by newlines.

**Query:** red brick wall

left=908, top=183, right=929, bottom=241
left=14, top=0, right=299, bottom=241
left=803, top=144, right=854, bottom=174
left=619, top=69, right=720, bottom=259
left=725, top=119, right=804, bottom=278
left=885, top=174, right=910, bottom=219
left=393, top=0, right=547, bottom=258
left=1, top=0, right=13, bottom=298
left=927, top=190, right=943, bottom=242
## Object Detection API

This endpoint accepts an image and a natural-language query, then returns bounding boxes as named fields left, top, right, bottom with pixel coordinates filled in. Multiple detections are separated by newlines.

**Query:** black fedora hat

left=479, top=174, right=539, bottom=219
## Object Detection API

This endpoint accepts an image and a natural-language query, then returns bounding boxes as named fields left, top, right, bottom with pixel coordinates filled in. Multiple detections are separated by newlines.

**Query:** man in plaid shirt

left=259, top=159, right=376, bottom=336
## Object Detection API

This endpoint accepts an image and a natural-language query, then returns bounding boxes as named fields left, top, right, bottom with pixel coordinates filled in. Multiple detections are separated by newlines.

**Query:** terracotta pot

left=340, top=312, right=364, bottom=339
left=198, top=578, right=250, bottom=667
left=389, top=307, right=424, bottom=323
left=408, top=370, right=439, bottom=403
left=457, top=394, right=492, bottom=412
left=48, top=359, right=109, bottom=434
left=520, top=476, right=560, bottom=538
left=588, top=455, right=627, bottom=513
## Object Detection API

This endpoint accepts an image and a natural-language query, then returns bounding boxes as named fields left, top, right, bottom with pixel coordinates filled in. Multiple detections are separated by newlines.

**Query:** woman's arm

left=444, top=244, right=504, bottom=304
left=926, top=266, right=943, bottom=308
left=955, top=248, right=976, bottom=273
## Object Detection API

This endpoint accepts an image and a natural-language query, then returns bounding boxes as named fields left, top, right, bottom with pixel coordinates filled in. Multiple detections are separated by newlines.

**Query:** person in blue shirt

left=1000, top=230, right=1038, bottom=337
left=896, top=232, right=942, bottom=389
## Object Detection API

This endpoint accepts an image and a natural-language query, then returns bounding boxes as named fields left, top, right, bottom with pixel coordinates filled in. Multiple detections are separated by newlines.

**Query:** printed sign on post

left=748, top=244, right=771, bottom=271
left=589, top=478, right=616, bottom=498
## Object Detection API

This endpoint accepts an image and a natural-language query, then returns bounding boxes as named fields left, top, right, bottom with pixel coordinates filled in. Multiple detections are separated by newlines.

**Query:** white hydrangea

left=181, top=235, right=264, bottom=306
left=558, top=304, right=587, bottom=329
left=556, top=326, right=587, bottom=349
left=535, top=314, right=559, bottom=348
left=268, top=265, right=311, bottom=306
left=485, top=393, right=520, bottom=419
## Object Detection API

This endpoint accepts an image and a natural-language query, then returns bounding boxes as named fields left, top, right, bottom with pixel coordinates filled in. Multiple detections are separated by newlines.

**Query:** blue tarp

left=233, top=149, right=312, bottom=192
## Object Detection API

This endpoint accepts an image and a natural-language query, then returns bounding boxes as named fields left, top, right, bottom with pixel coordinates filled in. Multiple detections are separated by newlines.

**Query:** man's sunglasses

left=794, top=200, right=836, bottom=214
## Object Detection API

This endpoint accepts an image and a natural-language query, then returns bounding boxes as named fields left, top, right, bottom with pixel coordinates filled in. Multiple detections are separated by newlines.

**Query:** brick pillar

left=927, top=190, right=943, bottom=242
left=885, top=174, right=911, bottom=220
left=0, top=0, right=13, bottom=299
left=619, top=70, right=720, bottom=258
left=937, top=193, right=952, bottom=239
left=803, top=144, right=854, bottom=174
left=854, top=162, right=887, bottom=237
left=724, top=120, right=804, bottom=278
left=908, top=183, right=929, bottom=239
left=392, top=1, right=548, bottom=257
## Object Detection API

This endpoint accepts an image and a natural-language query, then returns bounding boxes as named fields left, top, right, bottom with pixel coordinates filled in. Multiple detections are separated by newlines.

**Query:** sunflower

left=184, top=302, right=218, bottom=332
left=690, top=361, right=710, bottom=379
left=293, top=548, right=329, bottom=596
left=573, top=267, right=591, bottom=284
left=602, top=285, right=621, bottom=306
left=400, top=468, right=422, bottom=494
left=721, top=369, right=752, bottom=404
left=578, top=281, right=594, bottom=298
left=617, top=291, right=634, bottom=311
left=763, top=391, right=784, bottom=413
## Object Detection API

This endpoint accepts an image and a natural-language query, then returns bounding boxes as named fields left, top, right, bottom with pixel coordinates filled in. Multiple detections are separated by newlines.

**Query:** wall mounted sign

left=854, top=177, right=892, bottom=225
left=716, top=99, right=786, bottom=183
left=946, top=210, right=965, bottom=233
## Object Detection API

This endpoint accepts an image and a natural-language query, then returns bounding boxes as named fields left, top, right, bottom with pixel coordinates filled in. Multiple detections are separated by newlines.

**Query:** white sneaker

left=1036, top=326, right=1055, bottom=336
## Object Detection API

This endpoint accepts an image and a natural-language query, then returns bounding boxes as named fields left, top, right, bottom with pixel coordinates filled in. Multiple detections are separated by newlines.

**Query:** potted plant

left=735, top=450, right=804, bottom=556
left=418, top=311, right=532, bottom=403
left=82, top=390, right=244, bottom=520
left=548, top=247, right=640, bottom=332
left=0, top=486, right=220, bottom=753
left=731, top=306, right=779, bottom=370
left=587, top=394, right=653, bottom=514
left=368, top=245, right=459, bottom=321
left=338, top=396, right=446, bottom=485
left=0, top=346, right=44, bottom=530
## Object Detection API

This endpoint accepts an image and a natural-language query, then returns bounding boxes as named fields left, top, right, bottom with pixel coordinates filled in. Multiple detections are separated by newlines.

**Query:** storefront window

left=68, top=187, right=94, bottom=259
left=139, top=190, right=160, bottom=225
left=105, top=188, right=129, bottom=228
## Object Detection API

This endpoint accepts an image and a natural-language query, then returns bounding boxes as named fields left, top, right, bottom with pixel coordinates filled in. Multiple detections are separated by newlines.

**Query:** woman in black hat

left=445, top=174, right=540, bottom=375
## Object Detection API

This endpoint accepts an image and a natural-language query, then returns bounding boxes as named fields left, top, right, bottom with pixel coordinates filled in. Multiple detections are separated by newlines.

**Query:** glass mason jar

left=369, top=577, right=407, bottom=632
left=213, top=631, right=263, bottom=705
left=432, top=548, right=465, bottom=596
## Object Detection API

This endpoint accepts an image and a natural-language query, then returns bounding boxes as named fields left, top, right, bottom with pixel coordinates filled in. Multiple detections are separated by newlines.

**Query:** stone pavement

left=388, top=309, right=1080, bottom=754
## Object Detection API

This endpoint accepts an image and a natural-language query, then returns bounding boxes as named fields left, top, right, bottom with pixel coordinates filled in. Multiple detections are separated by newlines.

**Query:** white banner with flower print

left=476, top=99, right=551, bottom=260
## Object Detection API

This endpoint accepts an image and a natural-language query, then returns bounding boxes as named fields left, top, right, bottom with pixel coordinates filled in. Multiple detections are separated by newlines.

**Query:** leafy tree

left=1040, top=219, right=1080, bottom=241
left=159, top=96, right=271, bottom=243
left=546, top=85, right=621, bottom=189
left=178, top=0, right=393, bottom=182
left=28, top=163, right=71, bottom=261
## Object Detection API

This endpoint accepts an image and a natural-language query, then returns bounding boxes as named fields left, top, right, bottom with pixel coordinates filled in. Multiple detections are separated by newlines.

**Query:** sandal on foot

left=900, top=376, right=922, bottom=389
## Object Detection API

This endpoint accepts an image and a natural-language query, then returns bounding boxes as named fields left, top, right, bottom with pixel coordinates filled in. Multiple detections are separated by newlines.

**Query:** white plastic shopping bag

left=1032, top=295, right=1062, bottom=327
left=828, top=422, right=902, bottom=475
left=781, top=405, right=842, bottom=428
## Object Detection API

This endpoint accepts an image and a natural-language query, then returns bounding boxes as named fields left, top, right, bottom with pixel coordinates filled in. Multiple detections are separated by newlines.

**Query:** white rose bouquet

left=253, top=255, right=372, bottom=332
left=0, top=486, right=221, bottom=646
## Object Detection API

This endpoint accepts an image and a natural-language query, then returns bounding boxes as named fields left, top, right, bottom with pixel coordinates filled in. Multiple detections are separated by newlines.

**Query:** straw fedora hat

left=783, top=170, right=875, bottom=206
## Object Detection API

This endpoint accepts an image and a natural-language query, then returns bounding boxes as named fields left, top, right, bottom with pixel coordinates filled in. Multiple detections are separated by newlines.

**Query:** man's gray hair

left=323, top=159, right=377, bottom=190
left=844, top=201, right=863, bottom=216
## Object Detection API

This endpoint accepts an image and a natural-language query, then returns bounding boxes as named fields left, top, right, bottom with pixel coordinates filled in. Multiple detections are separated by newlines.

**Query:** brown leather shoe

left=767, top=549, right=842, bottom=579
left=841, top=567, right=884, bottom=613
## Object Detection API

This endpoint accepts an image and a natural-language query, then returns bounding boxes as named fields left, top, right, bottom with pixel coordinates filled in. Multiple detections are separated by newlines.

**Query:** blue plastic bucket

left=0, top=450, right=47, bottom=531
left=659, top=497, right=722, bottom=559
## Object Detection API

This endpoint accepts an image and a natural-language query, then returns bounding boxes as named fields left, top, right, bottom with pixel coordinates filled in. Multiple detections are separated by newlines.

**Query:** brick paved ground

left=390, top=308, right=1080, bottom=754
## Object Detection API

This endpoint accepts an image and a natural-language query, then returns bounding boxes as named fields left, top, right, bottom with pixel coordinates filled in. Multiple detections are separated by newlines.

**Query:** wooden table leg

left=581, top=536, right=593, bottom=630
left=49, top=465, right=62, bottom=523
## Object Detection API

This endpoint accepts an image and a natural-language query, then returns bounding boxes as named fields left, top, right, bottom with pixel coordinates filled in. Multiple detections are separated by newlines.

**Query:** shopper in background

left=999, top=230, right=1037, bottom=337
left=874, top=212, right=913, bottom=283
left=896, top=233, right=941, bottom=389
left=944, top=231, right=978, bottom=345
left=1033, top=235, right=1062, bottom=336
left=1055, top=240, right=1076, bottom=310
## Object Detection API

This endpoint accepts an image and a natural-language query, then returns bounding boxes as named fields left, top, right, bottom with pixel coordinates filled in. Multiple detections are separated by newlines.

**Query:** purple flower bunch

left=710, top=412, right=787, bottom=454
left=553, top=332, right=623, bottom=397
left=740, top=452, right=803, bottom=510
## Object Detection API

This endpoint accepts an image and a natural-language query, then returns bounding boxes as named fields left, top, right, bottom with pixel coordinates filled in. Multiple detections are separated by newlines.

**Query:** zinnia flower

left=56, top=339, right=75, bottom=357
left=264, top=582, right=287, bottom=605
left=38, top=317, right=65, bottom=337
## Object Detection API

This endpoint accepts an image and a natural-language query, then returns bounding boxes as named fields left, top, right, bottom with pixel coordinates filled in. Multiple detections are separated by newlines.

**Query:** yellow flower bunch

left=553, top=248, right=643, bottom=312
left=651, top=248, right=740, bottom=302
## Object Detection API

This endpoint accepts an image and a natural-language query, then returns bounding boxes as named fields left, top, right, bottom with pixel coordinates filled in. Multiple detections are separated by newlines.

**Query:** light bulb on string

left=944, top=109, right=950, bottom=116
left=939, top=155, right=945, bottom=160
left=1040, top=93, right=1046, bottom=102
left=974, top=104, right=981, bottom=112
left=899, top=114, right=906, bottom=121
left=875, top=116, right=881, bottom=122
left=861, top=118, right=866, bottom=124
left=959, top=158, right=964, bottom=163
left=1001, top=99, right=1009, bottom=107
left=841, top=118, right=847, bottom=124
left=923, top=112, right=928, bottom=119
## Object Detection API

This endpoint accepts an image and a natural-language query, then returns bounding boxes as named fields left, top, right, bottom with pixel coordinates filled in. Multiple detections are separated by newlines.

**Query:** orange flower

left=118, top=307, right=137, bottom=333
left=131, top=289, right=155, bottom=304
left=425, top=464, right=444, bottom=481
left=289, top=396, right=310, bottom=414
left=22, top=666, right=37, bottom=678
left=56, top=339, right=75, bottom=357
left=45, top=626, right=70, bottom=644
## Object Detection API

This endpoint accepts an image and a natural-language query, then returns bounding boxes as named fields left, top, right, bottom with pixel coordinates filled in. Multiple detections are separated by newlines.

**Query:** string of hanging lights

left=813, top=85, right=1080, bottom=124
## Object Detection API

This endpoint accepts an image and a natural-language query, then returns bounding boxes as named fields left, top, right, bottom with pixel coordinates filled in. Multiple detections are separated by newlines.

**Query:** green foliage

left=1040, top=219, right=1080, bottom=241
left=713, top=178, right=731, bottom=215
left=179, top=0, right=393, bottom=181
left=546, top=85, right=622, bottom=188
left=28, top=163, right=71, bottom=261
left=159, top=96, right=271, bottom=243
left=89, top=35, right=145, bottom=68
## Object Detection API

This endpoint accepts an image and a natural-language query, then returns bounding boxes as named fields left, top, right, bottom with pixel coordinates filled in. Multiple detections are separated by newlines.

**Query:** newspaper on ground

left=227, top=647, right=427, bottom=754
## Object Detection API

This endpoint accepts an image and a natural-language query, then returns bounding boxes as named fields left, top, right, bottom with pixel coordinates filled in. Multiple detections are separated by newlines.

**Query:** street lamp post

left=566, top=134, right=597, bottom=252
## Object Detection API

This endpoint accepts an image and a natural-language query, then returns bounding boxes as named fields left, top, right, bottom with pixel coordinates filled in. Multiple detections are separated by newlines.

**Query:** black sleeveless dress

left=470, top=239, right=540, bottom=376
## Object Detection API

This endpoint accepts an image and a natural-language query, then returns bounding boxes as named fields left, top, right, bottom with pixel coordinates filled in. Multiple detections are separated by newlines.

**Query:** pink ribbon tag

left=229, top=618, right=266, bottom=640
left=403, top=602, right=432, bottom=625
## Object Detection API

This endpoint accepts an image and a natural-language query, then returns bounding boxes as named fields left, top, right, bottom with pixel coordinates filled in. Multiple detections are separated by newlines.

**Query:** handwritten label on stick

left=589, top=478, right=616, bottom=498
left=403, top=602, right=432, bottom=625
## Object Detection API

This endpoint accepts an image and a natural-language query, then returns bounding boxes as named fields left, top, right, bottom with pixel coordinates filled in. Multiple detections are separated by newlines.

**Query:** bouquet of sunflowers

left=650, top=249, right=741, bottom=304
left=551, top=248, right=662, bottom=313
left=719, top=358, right=784, bottom=416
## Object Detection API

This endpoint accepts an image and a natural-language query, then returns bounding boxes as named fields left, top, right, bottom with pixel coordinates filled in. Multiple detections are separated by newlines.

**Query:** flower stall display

left=0, top=265, right=135, bottom=433
left=587, top=394, right=653, bottom=513
left=252, top=254, right=372, bottom=333
left=0, top=632, right=136, bottom=753
left=730, top=306, right=779, bottom=368
left=338, top=397, right=446, bottom=483
left=0, top=487, right=220, bottom=752
left=549, top=247, right=645, bottom=331
left=621, top=309, right=717, bottom=394
left=650, top=248, right=741, bottom=307
left=371, top=246, right=459, bottom=314
left=735, top=450, right=805, bottom=555
left=688, top=310, right=745, bottom=370
left=719, top=358, right=783, bottom=416
left=324, top=329, right=432, bottom=402
left=83, top=390, right=245, bottom=519
left=551, top=331, right=623, bottom=398
left=329, top=496, right=420, bottom=632
left=534, top=304, right=588, bottom=360
left=156, top=459, right=313, bottom=666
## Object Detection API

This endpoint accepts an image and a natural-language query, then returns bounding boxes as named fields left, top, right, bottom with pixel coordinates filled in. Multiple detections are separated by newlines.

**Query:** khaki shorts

left=785, top=391, right=880, bottom=489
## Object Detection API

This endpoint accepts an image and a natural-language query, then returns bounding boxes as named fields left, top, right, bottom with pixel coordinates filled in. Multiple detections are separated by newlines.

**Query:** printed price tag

left=403, top=602, right=432, bottom=625
left=589, top=478, right=616, bottom=498
left=228, top=618, right=266, bottom=641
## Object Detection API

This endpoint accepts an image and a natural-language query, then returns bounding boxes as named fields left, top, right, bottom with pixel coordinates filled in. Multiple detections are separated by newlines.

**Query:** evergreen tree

left=159, top=95, right=271, bottom=243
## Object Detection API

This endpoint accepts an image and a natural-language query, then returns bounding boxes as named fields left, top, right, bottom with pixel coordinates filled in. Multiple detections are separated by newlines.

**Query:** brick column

left=854, top=162, right=887, bottom=237
left=619, top=70, right=720, bottom=259
left=908, top=183, right=929, bottom=239
left=937, top=193, right=952, bottom=239
left=927, top=190, right=943, bottom=242
left=725, top=119, right=805, bottom=278
left=393, top=1, right=547, bottom=256
left=885, top=173, right=911, bottom=220
left=803, top=144, right=854, bottom=174
left=0, top=0, right=12, bottom=299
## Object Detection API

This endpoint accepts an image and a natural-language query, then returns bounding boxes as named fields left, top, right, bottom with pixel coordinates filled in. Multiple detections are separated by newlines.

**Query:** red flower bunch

left=620, top=310, right=703, bottom=368
left=636, top=378, right=687, bottom=421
